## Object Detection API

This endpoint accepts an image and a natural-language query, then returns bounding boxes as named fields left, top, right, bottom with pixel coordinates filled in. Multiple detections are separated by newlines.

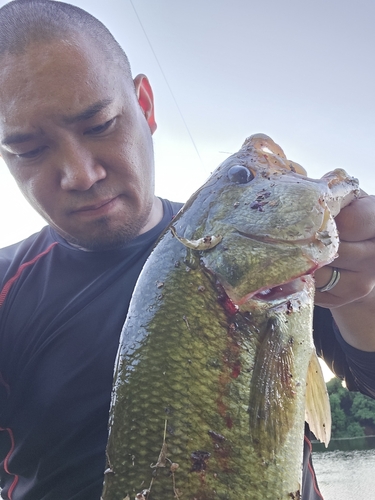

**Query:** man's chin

left=59, top=224, right=146, bottom=252
left=51, top=203, right=155, bottom=251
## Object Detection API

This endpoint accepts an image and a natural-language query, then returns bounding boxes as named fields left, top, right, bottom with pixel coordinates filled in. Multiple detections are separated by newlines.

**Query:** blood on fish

left=190, top=450, right=211, bottom=472
left=215, top=281, right=239, bottom=316
left=208, top=430, right=226, bottom=442
left=231, top=361, right=241, bottom=379
left=208, top=430, right=233, bottom=472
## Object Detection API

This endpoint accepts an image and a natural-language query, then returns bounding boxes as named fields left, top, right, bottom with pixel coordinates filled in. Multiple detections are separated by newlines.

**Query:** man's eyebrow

left=2, top=132, right=36, bottom=147
left=63, top=99, right=113, bottom=124
left=1, top=99, right=114, bottom=147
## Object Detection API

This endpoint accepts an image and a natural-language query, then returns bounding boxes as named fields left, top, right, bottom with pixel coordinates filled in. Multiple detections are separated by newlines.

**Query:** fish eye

left=227, top=165, right=254, bottom=184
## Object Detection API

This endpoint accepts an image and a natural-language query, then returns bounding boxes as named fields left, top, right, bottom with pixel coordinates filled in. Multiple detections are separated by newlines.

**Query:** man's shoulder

left=144, top=198, right=183, bottom=242
left=0, top=226, right=55, bottom=278
left=166, top=199, right=184, bottom=213
left=161, top=198, right=183, bottom=220
left=0, top=225, right=53, bottom=257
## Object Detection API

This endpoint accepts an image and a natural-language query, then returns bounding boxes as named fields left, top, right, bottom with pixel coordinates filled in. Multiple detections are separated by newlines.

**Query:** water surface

left=312, top=448, right=375, bottom=499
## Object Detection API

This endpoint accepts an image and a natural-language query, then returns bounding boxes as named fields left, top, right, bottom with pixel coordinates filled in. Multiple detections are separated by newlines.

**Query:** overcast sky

left=1, top=0, right=375, bottom=248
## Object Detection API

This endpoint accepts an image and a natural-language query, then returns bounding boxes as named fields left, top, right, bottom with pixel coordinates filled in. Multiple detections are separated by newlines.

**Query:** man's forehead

left=0, top=38, right=134, bottom=126
left=0, top=34, right=130, bottom=89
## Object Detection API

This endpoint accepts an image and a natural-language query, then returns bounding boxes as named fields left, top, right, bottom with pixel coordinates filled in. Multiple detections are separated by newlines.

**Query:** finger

left=314, top=266, right=339, bottom=290
left=335, top=195, right=375, bottom=242
left=333, top=239, right=375, bottom=273
left=314, top=267, right=374, bottom=308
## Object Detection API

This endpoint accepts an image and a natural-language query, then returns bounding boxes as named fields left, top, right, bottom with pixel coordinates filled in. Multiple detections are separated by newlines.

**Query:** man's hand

left=314, top=193, right=375, bottom=351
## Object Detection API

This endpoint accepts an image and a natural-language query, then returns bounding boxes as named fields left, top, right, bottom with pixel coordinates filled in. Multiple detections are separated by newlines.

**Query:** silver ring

left=316, top=267, right=341, bottom=293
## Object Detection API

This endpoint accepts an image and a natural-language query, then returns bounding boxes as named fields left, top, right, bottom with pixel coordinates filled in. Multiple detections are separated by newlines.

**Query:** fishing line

left=128, top=0, right=203, bottom=163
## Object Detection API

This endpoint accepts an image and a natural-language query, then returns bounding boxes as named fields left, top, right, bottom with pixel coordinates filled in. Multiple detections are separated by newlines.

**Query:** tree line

left=327, top=377, right=375, bottom=438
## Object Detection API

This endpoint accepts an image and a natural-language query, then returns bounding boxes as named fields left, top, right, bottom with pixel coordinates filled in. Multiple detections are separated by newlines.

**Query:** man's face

left=0, top=36, right=158, bottom=251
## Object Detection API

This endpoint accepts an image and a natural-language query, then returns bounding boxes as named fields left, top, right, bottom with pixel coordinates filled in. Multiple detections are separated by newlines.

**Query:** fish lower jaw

left=239, top=276, right=313, bottom=307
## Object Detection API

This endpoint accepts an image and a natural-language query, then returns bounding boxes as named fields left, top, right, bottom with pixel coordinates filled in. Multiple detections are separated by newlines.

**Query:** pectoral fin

left=248, top=318, right=296, bottom=455
left=305, top=351, right=331, bottom=446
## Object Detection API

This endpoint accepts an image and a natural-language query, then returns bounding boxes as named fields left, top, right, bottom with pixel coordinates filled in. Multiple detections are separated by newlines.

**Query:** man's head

left=0, top=0, right=129, bottom=63
left=0, top=0, right=161, bottom=251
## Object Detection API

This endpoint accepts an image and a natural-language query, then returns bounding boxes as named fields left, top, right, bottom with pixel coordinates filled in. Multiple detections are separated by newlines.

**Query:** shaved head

left=0, top=0, right=133, bottom=81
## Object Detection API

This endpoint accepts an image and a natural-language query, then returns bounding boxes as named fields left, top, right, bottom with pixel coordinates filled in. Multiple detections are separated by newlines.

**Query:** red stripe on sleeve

left=0, top=427, right=18, bottom=499
left=0, top=242, right=58, bottom=308
left=304, top=434, right=325, bottom=499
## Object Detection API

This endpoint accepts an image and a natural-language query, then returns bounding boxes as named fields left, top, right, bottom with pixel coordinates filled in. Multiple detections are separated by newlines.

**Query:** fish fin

left=305, top=352, right=331, bottom=447
left=248, top=318, right=296, bottom=454
left=170, top=226, right=222, bottom=250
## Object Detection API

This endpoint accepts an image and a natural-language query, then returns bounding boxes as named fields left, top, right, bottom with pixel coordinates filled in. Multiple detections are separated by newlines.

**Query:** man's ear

left=134, top=74, right=157, bottom=134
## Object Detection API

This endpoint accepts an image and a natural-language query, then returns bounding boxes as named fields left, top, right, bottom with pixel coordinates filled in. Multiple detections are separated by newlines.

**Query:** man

left=0, top=1, right=374, bottom=499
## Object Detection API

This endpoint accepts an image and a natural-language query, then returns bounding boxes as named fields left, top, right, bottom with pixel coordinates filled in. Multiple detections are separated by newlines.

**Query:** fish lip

left=236, top=229, right=318, bottom=247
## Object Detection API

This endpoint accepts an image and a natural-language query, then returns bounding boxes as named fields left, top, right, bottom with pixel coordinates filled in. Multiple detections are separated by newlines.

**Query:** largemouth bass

left=102, top=134, right=359, bottom=500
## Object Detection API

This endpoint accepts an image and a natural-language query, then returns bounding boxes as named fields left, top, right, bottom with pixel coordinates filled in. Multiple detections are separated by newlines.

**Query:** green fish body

left=102, top=134, right=359, bottom=500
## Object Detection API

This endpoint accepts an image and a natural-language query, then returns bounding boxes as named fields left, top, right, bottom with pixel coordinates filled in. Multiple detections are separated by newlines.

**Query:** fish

left=102, top=134, right=359, bottom=500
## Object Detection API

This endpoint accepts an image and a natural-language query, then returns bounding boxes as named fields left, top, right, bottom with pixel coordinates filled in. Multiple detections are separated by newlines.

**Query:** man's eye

left=17, top=146, right=46, bottom=159
left=86, top=118, right=115, bottom=135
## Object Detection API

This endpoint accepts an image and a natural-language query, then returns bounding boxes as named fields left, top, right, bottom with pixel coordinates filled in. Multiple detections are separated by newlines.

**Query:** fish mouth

left=251, top=277, right=308, bottom=302
left=237, top=275, right=314, bottom=306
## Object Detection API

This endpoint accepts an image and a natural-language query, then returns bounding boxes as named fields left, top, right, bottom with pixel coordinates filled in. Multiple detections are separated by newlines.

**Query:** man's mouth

left=72, top=196, right=120, bottom=216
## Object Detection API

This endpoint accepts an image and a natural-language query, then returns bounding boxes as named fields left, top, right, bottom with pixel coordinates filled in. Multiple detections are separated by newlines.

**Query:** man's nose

left=58, top=142, right=106, bottom=191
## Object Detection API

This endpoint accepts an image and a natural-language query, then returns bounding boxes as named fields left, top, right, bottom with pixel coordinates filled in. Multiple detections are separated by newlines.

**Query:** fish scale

left=102, top=134, right=359, bottom=500
left=109, top=262, right=252, bottom=497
